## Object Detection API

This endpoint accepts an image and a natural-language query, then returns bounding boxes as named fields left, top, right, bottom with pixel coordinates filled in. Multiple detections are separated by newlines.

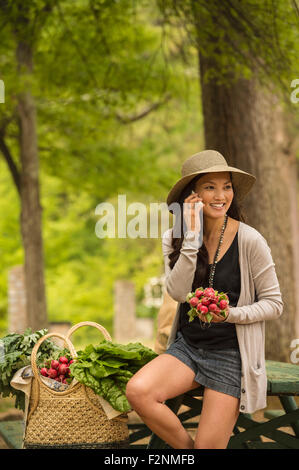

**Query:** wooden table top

left=266, top=360, right=299, bottom=395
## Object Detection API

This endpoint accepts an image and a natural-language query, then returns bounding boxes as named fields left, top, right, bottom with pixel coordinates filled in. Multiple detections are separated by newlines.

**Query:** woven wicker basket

left=23, top=323, right=130, bottom=449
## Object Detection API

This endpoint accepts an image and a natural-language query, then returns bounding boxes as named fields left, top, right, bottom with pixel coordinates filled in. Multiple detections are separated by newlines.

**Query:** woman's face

left=194, top=172, right=234, bottom=218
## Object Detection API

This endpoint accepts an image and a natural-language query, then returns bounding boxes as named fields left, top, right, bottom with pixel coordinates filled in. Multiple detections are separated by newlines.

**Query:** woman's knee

left=126, top=377, right=152, bottom=409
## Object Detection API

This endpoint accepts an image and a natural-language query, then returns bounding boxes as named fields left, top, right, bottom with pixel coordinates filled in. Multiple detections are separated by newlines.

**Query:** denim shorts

left=164, top=331, right=242, bottom=399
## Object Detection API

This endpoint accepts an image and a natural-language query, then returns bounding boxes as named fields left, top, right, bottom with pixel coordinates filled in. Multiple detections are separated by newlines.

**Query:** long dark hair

left=168, top=172, right=246, bottom=291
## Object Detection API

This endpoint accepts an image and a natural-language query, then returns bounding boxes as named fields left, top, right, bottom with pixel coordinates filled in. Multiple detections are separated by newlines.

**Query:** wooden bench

left=129, top=360, right=299, bottom=449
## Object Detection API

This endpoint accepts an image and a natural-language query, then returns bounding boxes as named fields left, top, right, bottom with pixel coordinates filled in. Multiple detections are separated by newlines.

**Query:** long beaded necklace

left=199, top=212, right=228, bottom=330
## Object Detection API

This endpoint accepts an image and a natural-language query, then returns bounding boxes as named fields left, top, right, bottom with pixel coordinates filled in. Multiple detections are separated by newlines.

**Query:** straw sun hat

left=166, top=150, right=256, bottom=208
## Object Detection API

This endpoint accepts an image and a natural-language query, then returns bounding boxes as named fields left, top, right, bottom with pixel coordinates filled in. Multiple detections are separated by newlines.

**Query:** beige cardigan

left=162, top=221, right=284, bottom=414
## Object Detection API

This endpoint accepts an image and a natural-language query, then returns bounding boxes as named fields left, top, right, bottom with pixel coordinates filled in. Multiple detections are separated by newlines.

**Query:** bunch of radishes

left=186, top=287, right=229, bottom=323
left=39, top=356, right=75, bottom=384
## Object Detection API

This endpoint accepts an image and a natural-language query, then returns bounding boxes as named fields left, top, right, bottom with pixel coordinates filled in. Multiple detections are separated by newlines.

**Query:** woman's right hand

left=183, top=192, right=205, bottom=232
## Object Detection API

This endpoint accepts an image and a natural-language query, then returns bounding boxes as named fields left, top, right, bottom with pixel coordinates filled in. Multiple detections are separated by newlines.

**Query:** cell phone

left=191, top=190, right=203, bottom=203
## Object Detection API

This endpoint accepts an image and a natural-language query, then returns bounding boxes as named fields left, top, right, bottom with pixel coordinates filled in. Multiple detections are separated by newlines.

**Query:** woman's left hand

left=197, top=307, right=229, bottom=323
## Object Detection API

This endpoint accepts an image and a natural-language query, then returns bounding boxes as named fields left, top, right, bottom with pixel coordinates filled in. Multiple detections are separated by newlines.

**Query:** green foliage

left=0, top=0, right=298, bottom=355
left=158, top=0, right=299, bottom=99
left=0, top=328, right=63, bottom=410
left=0, top=14, right=202, bottom=333
left=0, top=0, right=199, bottom=337
left=0, top=166, right=23, bottom=333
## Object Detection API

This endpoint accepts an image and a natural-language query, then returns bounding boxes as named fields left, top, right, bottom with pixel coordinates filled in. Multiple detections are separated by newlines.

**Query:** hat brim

left=166, top=165, right=256, bottom=209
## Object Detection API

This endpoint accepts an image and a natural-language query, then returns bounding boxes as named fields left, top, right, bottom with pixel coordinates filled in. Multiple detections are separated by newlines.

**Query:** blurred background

left=0, top=0, right=299, bottom=433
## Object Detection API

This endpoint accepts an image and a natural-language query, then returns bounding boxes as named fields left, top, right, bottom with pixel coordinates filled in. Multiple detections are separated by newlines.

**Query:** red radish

left=190, top=297, right=199, bottom=307
left=69, top=360, right=75, bottom=365
left=65, top=367, right=71, bottom=377
left=48, top=368, right=58, bottom=379
left=58, top=374, right=65, bottom=382
left=62, top=378, right=67, bottom=384
left=198, top=305, right=208, bottom=314
left=204, top=287, right=215, bottom=297
left=40, top=367, right=48, bottom=377
left=195, top=289, right=204, bottom=298
left=51, top=360, right=59, bottom=370
left=219, top=299, right=228, bottom=309
left=58, top=363, right=68, bottom=375
left=59, top=356, right=69, bottom=364
left=201, top=297, right=211, bottom=306
left=208, top=303, right=218, bottom=312
left=186, top=287, right=230, bottom=323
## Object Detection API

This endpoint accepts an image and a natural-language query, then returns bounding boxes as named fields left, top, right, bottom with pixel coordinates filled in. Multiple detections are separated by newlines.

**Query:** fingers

left=211, top=312, right=225, bottom=322
left=183, top=194, right=205, bottom=232
left=184, top=194, right=204, bottom=211
left=197, top=312, right=226, bottom=323
left=184, top=193, right=203, bottom=204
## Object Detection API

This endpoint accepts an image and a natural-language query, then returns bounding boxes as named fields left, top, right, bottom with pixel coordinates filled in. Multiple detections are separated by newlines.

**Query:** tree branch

left=0, top=133, right=21, bottom=195
left=292, top=0, right=299, bottom=15
left=115, top=94, right=171, bottom=123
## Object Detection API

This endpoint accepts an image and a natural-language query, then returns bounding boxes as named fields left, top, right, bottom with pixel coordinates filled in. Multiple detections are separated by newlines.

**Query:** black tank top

left=178, top=230, right=240, bottom=350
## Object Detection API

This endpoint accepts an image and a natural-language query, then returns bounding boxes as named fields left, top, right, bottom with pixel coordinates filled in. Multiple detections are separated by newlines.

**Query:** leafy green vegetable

left=206, top=313, right=213, bottom=323
left=89, top=363, right=119, bottom=379
left=69, top=340, right=157, bottom=412
left=0, top=328, right=64, bottom=411
left=99, top=377, right=129, bottom=413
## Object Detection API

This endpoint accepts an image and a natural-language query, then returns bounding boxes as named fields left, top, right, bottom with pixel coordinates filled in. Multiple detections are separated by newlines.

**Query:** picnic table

left=129, top=359, right=299, bottom=449
left=2, top=360, right=298, bottom=449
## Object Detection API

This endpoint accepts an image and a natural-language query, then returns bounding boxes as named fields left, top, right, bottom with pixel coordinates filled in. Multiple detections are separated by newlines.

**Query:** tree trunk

left=198, top=53, right=299, bottom=362
left=16, top=40, right=48, bottom=331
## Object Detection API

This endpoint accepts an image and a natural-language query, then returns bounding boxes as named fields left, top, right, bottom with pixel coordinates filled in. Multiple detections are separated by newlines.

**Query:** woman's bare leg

left=126, top=353, right=200, bottom=449
left=194, top=387, right=240, bottom=449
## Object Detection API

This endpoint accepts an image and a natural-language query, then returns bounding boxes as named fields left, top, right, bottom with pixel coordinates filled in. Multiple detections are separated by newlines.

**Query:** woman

left=126, top=150, right=284, bottom=449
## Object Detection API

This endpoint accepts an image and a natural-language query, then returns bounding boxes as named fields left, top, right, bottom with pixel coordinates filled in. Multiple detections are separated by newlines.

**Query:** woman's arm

left=162, top=229, right=202, bottom=303
left=225, top=235, right=284, bottom=324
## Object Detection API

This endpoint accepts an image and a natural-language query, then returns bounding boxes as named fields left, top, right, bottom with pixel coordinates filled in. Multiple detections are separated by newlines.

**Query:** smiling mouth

left=210, top=204, right=225, bottom=209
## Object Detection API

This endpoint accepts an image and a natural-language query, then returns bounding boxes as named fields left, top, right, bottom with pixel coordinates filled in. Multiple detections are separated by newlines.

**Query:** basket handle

left=27, top=333, right=78, bottom=425
left=64, top=322, right=121, bottom=418
left=65, top=321, right=112, bottom=342
left=31, top=332, right=77, bottom=387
